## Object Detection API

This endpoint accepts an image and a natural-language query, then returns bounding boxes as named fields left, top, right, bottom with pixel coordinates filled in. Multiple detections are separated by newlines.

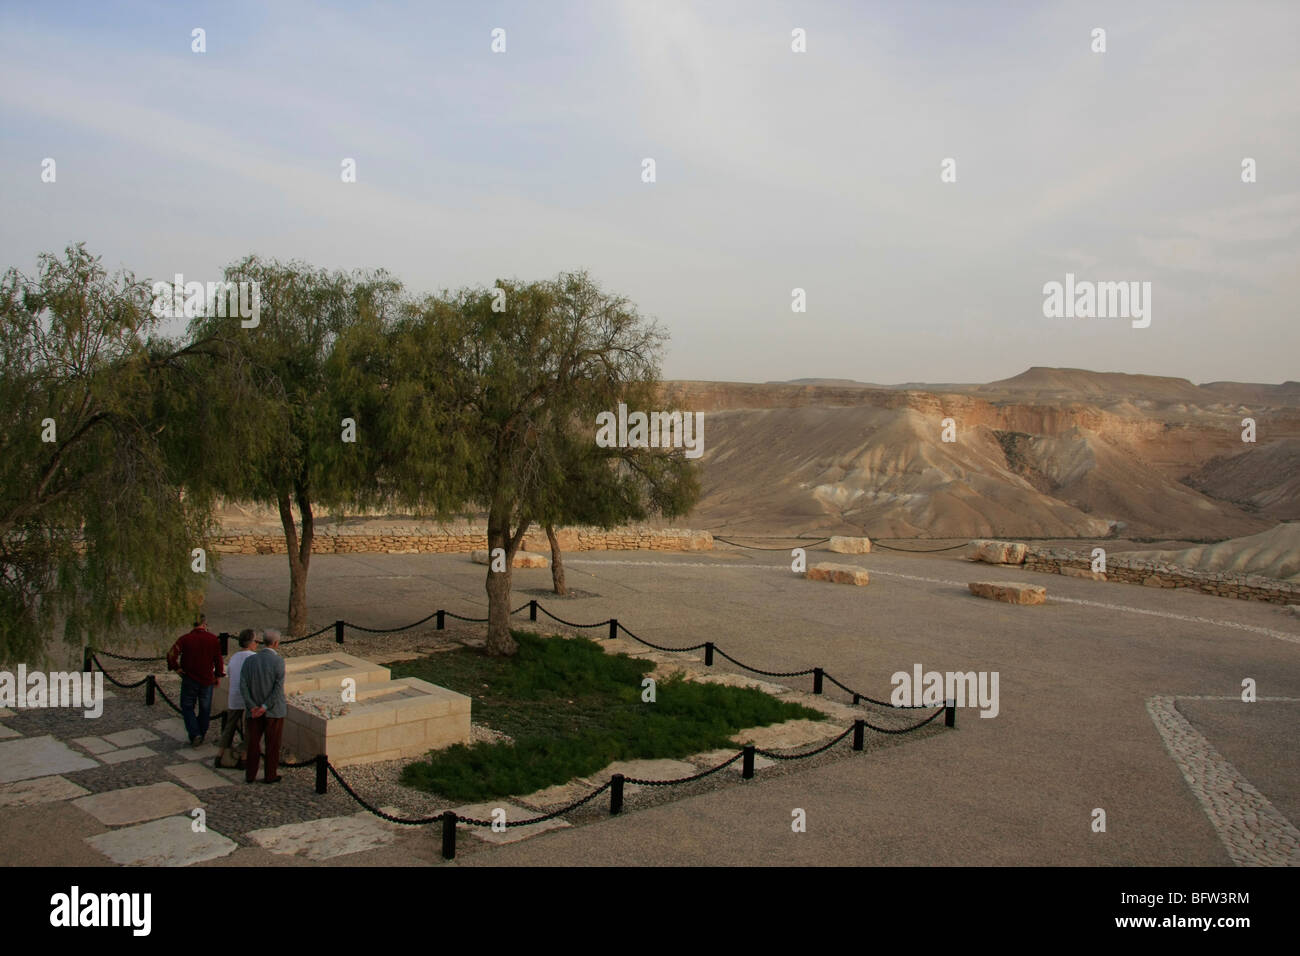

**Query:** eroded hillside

left=664, top=369, right=1300, bottom=539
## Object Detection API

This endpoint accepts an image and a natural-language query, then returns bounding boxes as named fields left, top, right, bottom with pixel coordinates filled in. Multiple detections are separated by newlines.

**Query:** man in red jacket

left=167, top=614, right=225, bottom=747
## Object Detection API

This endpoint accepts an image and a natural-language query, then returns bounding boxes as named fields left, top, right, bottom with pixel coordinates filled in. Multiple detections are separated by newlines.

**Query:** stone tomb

left=213, top=652, right=390, bottom=712
left=284, top=678, right=470, bottom=766
left=216, top=652, right=471, bottom=767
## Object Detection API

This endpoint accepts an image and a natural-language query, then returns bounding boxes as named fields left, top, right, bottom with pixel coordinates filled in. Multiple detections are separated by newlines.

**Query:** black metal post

left=704, top=642, right=714, bottom=666
left=82, top=647, right=93, bottom=673
left=315, top=754, right=327, bottom=794
left=813, top=667, right=824, bottom=695
left=853, top=719, right=865, bottom=751
left=219, top=632, right=230, bottom=656
left=610, top=774, right=624, bottom=814
left=334, top=620, right=344, bottom=645
left=608, top=619, right=617, bottom=641
left=436, top=610, right=445, bottom=630
left=945, top=699, right=956, bottom=727
left=529, top=600, right=538, bottom=622
left=852, top=692, right=860, bottom=705
left=742, top=745, right=756, bottom=779
left=145, top=674, right=156, bottom=706
left=441, top=810, right=457, bottom=860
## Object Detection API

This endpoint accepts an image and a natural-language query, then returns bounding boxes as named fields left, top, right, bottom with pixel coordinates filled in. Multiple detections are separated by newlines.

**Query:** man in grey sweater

left=239, top=629, right=287, bottom=784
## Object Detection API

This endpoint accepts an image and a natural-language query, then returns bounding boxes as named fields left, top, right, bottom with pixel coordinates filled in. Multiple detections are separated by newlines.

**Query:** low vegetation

left=391, top=631, right=821, bottom=800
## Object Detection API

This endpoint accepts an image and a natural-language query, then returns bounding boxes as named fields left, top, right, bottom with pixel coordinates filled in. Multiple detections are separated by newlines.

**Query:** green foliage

left=392, top=632, right=820, bottom=800
left=180, top=257, right=410, bottom=634
left=0, top=244, right=208, bottom=664
left=1, top=248, right=694, bottom=660
left=186, top=256, right=406, bottom=513
left=388, top=271, right=691, bottom=653
left=338, top=295, right=478, bottom=519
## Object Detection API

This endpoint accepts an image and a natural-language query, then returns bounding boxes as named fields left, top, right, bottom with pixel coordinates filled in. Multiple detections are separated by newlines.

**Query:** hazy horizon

left=2, top=0, right=1297, bottom=385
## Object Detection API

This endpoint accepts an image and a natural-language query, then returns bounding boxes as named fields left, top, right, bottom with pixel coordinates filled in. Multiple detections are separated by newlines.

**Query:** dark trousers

left=245, top=714, right=284, bottom=782
left=216, top=709, right=244, bottom=756
left=179, top=677, right=214, bottom=742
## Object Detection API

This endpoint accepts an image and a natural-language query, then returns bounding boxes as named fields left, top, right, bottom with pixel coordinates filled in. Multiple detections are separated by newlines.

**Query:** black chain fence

left=713, top=535, right=831, bottom=551
left=86, top=592, right=943, bottom=715
left=87, top=625, right=957, bottom=860
left=871, top=541, right=971, bottom=553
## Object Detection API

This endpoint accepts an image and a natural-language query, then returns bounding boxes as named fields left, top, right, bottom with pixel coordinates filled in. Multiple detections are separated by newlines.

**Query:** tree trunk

left=546, top=524, right=567, bottom=596
left=278, top=487, right=314, bottom=638
left=484, top=505, right=529, bottom=657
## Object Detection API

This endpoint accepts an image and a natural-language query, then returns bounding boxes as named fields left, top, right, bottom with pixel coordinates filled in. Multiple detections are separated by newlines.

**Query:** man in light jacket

left=239, top=628, right=287, bottom=784
left=214, top=629, right=258, bottom=769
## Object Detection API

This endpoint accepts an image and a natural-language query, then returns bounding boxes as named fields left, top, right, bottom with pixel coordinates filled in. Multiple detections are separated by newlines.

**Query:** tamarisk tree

left=409, top=271, right=669, bottom=656
left=186, top=257, right=403, bottom=637
left=0, top=244, right=210, bottom=665
left=530, top=396, right=701, bottom=596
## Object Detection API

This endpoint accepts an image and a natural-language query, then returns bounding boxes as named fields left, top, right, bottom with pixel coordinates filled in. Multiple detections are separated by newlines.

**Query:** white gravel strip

left=1146, top=695, right=1300, bottom=866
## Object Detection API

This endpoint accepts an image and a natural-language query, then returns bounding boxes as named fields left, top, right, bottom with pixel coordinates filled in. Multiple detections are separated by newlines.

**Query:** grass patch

left=391, top=631, right=822, bottom=801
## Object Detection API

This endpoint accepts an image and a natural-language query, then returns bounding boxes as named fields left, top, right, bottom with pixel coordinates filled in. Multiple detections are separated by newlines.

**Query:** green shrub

left=392, top=632, right=821, bottom=801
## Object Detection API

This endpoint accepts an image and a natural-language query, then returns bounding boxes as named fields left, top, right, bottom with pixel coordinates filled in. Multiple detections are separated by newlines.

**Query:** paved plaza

left=2, top=546, right=1297, bottom=867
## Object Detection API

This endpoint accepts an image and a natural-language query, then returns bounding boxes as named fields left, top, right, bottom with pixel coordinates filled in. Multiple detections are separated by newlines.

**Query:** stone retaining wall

left=210, top=526, right=713, bottom=556
left=1024, top=547, right=1300, bottom=605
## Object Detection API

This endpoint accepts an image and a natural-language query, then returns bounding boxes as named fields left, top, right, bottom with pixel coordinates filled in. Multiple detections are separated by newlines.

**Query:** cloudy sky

left=1, top=0, right=1296, bottom=385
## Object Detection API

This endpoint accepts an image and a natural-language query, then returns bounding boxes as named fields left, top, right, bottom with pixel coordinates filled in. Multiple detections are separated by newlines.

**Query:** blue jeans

left=179, top=677, right=214, bottom=742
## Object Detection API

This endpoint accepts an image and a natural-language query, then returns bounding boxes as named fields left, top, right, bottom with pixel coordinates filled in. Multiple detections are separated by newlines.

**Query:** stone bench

left=967, top=540, right=1028, bottom=565
left=807, top=563, right=870, bottom=586
left=828, top=536, right=871, bottom=554
left=968, top=581, right=1046, bottom=605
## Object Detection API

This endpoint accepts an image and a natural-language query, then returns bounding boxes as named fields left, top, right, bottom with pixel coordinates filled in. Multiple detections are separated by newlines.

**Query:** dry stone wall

left=1024, top=547, right=1300, bottom=605
left=210, top=526, right=713, bottom=556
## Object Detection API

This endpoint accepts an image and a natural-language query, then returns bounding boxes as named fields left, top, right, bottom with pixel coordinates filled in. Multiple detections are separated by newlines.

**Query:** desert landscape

left=2, top=0, right=1296, bottom=936
left=674, top=368, right=1300, bottom=543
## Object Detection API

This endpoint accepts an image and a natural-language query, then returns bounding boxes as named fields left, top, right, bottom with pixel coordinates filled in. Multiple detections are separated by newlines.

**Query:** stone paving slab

left=585, top=759, right=698, bottom=787
left=246, top=810, right=402, bottom=860
left=102, top=728, right=159, bottom=747
left=686, top=672, right=792, bottom=696
left=730, top=718, right=843, bottom=750
left=0, top=774, right=91, bottom=808
left=574, top=758, right=702, bottom=797
left=71, top=735, right=116, bottom=755
left=151, top=717, right=190, bottom=742
left=515, top=780, right=603, bottom=810
left=176, top=742, right=219, bottom=762
left=86, top=815, right=238, bottom=866
left=454, top=801, right=571, bottom=845
left=166, top=763, right=232, bottom=790
left=0, top=735, right=99, bottom=784
left=0, top=722, right=19, bottom=739
left=98, top=745, right=156, bottom=765
left=73, top=781, right=200, bottom=827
